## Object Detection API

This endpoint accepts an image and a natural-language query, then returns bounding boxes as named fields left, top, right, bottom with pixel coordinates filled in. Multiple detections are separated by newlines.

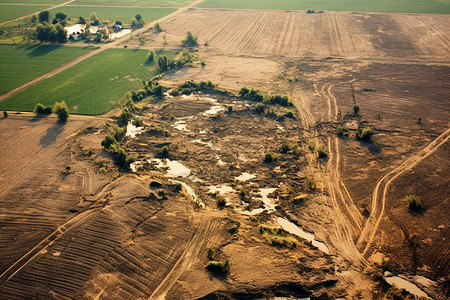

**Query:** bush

left=169, top=88, right=180, bottom=96
left=259, top=226, right=296, bottom=248
left=34, top=103, right=52, bottom=114
left=173, top=182, right=182, bottom=192
left=108, top=143, right=135, bottom=168
left=353, top=105, right=360, bottom=114
left=101, top=135, right=116, bottom=149
left=113, top=126, right=126, bottom=141
left=206, top=260, right=229, bottom=274
left=337, top=126, right=349, bottom=137
left=255, top=103, right=265, bottom=114
left=132, top=117, right=143, bottom=127
left=181, top=31, right=198, bottom=47
left=159, top=146, right=169, bottom=158
left=146, top=49, right=155, bottom=62
left=269, top=95, right=292, bottom=107
left=154, top=23, right=162, bottom=32
left=405, top=195, right=424, bottom=213
left=264, top=152, right=277, bottom=163
left=356, top=127, right=373, bottom=141
left=119, top=108, right=132, bottom=126
left=52, top=101, right=69, bottom=122
left=217, top=198, right=226, bottom=208
left=240, top=87, right=263, bottom=102
left=317, top=144, right=327, bottom=158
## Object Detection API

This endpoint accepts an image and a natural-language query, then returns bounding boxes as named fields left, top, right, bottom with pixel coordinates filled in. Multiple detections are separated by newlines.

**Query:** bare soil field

left=129, top=9, right=450, bottom=61
left=1, top=5, right=449, bottom=300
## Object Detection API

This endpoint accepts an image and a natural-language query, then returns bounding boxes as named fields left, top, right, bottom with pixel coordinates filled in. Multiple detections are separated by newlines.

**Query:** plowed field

left=149, top=9, right=450, bottom=60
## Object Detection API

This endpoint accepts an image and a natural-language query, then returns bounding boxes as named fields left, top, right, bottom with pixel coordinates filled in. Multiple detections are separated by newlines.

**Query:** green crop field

left=0, top=45, right=92, bottom=95
left=53, top=6, right=176, bottom=23
left=0, top=4, right=51, bottom=23
left=71, top=0, right=194, bottom=7
left=198, top=0, right=450, bottom=14
left=0, top=0, right=64, bottom=3
left=0, top=49, right=177, bottom=115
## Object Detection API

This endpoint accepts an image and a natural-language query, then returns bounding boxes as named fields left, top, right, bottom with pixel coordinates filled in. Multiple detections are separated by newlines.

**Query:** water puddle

left=235, top=172, right=256, bottom=182
left=130, top=161, right=144, bottom=172
left=126, top=121, right=144, bottom=138
left=109, top=29, right=131, bottom=39
left=414, top=275, right=436, bottom=288
left=208, top=185, right=236, bottom=195
left=203, top=105, right=225, bottom=116
left=276, top=217, right=330, bottom=254
left=164, top=92, right=174, bottom=98
left=150, top=159, right=191, bottom=178
left=383, top=272, right=428, bottom=298
left=236, top=188, right=278, bottom=215
left=173, top=120, right=189, bottom=132
left=171, top=179, right=204, bottom=208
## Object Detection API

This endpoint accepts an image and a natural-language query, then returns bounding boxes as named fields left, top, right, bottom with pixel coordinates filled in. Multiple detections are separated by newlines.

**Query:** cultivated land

left=198, top=0, right=450, bottom=14
left=71, top=0, right=195, bottom=7
left=0, top=1, right=449, bottom=299
left=0, top=45, right=92, bottom=95
left=0, top=49, right=176, bottom=115
left=0, top=4, right=50, bottom=23
left=56, top=6, right=176, bottom=23
left=0, top=0, right=66, bottom=3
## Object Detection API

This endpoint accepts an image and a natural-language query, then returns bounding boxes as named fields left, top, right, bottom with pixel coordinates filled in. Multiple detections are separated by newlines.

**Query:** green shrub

left=181, top=31, right=198, bottom=47
left=113, top=126, right=126, bottom=141
left=34, top=103, right=52, bottom=115
left=259, top=226, right=296, bottom=248
left=255, top=103, right=265, bottom=114
left=217, top=198, right=226, bottom=207
left=119, top=108, right=132, bottom=126
left=240, top=87, right=263, bottom=102
left=306, top=177, right=316, bottom=191
left=146, top=49, right=155, bottom=62
left=207, top=248, right=215, bottom=260
left=264, top=152, right=277, bottom=163
left=52, top=101, right=69, bottom=122
left=169, top=88, right=180, bottom=96
left=154, top=23, right=162, bottom=32
left=206, top=260, right=229, bottom=274
left=101, top=136, right=116, bottom=149
left=284, top=111, right=295, bottom=119
left=317, top=144, right=327, bottom=158
left=308, top=140, right=316, bottom=151
left=159, top=146, right=169, bottom=158
left=405, top=195, right=424, bottom=213
left=132, top=117, right=143, bottom=127
left=173, top=182, right=182, bottom=192
left=108, top=143, right=135, bottom=168
left=337, top=126, right=349, bottom=137
left=353, top=105, right=360, bottom=114
left=356, top=127, right=373, bottom=141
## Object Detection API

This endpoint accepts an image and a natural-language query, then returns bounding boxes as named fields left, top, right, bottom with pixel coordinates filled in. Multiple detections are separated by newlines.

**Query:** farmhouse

left=112, top=24, right=123, bottom=31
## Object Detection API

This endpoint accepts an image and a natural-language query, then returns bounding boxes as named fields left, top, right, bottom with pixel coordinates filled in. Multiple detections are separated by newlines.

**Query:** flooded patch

left=171, top=179, right=204, bottom=208
left=126, top=121, right=144, bottom=138
left=235, top=172, right=256, bottom=182
left=130, top=161, right=144, bottom=172
left=109, top=29, right=131, bottom=39
left=208, top=185, right=236, bottom=195
left=276, top=217, right=330, bottom=254
left=151, top=159, right=191, bottom=178
left=236, top=188, right=278, bottom=215
left=384, top=273, right=428, bottom=298
left=203, top=105, right=225, bottom=116
left=173, top=120, right=189, bottom=132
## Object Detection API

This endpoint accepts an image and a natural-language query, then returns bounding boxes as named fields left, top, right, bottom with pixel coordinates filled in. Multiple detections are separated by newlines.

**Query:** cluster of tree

left=131, top=14, right=145, bottom=28
left=52, top=12, right=67, bottom=26
left=306, top=10, right=324, bottom=13
left=169, top=80, right=216, bottom=96
left=158, top=49, right=195, bottom=71
left=101, top=135, right=135, bottom=168
left=125, top=79, right=166, bottom=104
left=181, top=31, right=198, bottom=47
left=36, top=23, right=67, bottom=43
left=34, top=101, right=69, bottom=122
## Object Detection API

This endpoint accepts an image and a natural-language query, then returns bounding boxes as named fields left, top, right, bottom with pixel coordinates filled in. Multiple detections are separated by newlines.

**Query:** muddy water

left=171, top=179, right=204, bottom=208
left=151, top=159, right=191, bottom=178
left=384, top=272, right=428, bottom=298
left=203, top=105, right=225, bottom=116
left=126, top=121, right=144, bottom=138
left=236, top=188, right=278, bottom=215
left=235, top=172, right=256, bottom=182
left=208, top=185, right=236, bottom=195
left=276, top=217, right=330, bottom=254
left=191, top=139, right=220, bottom=151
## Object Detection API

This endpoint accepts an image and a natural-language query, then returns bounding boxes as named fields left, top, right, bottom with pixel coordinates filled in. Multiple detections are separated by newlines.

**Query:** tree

left=146, top=49, right=155, bottom=62
left=135, top=14, right=142, bottom=21
left=30, top=15, right=37, bottom=24
left=181, top=31, right=198, bottom=47
left=55, top=12, right=67, bottom=21
left=353, top=105, right=360, bottom=114
left=79, top=16, right=86, bottom=24
left=38, top=10, right=49, bottom=23
left=90, top=12, right=98, bottom=21
left=55, top=24, right=67, bottom=43
left=154, top=22, right=162, bottom=32
left=23, top=29, right=37, bottom=43
left=115, top=20, right=122, bottom=26
left=356, top=127, right=373, bottom=141
left=53, top=101, right=69, bottom=122
left=158, top=56, right=169, bottom=71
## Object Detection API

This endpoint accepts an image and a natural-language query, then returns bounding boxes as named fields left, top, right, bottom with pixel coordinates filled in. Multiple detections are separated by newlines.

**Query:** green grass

left=198, top=0, right=450, bottom=14
left=71, top=0, right=194, bottom=7
left=53, top=6, right=176, bottom=23
left=0, top=0, right=65, bottom=3
left=0, top=4, right=51, bottom=23
left=0, top=45, right=92, bottom=95
left=0, top=49, right=177, bottom=115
